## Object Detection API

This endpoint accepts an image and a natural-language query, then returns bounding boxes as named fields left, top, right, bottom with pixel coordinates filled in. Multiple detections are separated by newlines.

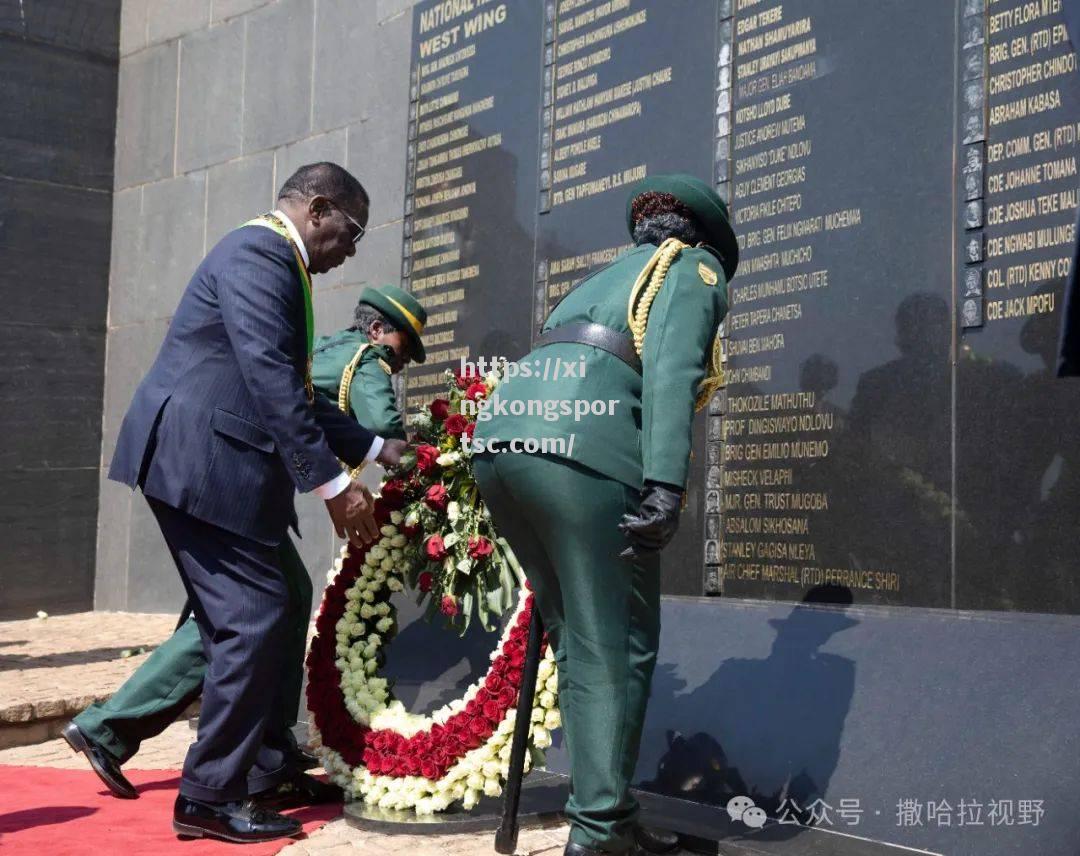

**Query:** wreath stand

left=341, top=610, right=563, bottom=842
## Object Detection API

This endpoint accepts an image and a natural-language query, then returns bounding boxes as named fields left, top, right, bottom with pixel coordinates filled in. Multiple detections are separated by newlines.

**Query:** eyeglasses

left=328, top=200, right=367, bottom=244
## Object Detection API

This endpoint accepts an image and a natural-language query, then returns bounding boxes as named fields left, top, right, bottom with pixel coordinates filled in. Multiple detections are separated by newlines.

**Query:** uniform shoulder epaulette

left=697, top=261, right=718, bottom=286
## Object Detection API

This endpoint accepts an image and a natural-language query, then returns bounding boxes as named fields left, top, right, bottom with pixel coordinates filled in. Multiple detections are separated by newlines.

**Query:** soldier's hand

left=376, top=438, right=410, bottom=468
left=619, top=482, right=684, bottom=560
left=325, top=480, right=379, bottom=548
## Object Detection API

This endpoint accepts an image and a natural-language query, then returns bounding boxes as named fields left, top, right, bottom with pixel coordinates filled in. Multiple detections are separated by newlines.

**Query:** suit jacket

left=474, top=243, right=728, bottom=490
left=310, top=330, right=407, bottom=439
left=1057, top=0, right=1080, bottom=376
left=109, top=224, right=376, bottom=545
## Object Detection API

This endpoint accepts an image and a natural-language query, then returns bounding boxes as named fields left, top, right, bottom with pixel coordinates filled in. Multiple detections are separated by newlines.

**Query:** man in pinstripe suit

left=107, top=163, right=405, bottom=843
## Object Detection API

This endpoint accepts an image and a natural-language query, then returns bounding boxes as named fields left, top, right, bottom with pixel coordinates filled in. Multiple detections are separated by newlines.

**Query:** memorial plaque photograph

left=403, top=0, right=544, bottom=415
left=721, top=0, right=957, bottom=608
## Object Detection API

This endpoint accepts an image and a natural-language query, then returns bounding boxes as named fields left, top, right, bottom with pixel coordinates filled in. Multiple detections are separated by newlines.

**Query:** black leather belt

left=533, top=321, right=642, bottom=374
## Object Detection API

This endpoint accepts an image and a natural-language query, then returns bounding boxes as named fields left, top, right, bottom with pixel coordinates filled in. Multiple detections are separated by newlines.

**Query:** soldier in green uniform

left=64, top=283, right=427, bottom=801
left=311, top=283, right=429, bottom=442
left=471, top=175, right=737, bottom=856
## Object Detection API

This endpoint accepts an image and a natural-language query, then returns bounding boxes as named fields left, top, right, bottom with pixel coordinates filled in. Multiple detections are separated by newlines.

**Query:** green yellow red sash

left=245, top=213, right=315, bottom=402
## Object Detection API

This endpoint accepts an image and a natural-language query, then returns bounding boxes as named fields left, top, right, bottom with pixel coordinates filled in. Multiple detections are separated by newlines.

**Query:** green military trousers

left=472, top=451, right=661, bottom=852
left=74, top=537, right=313, bottom=765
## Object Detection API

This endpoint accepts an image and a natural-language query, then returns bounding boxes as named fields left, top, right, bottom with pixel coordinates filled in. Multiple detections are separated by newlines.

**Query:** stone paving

left=0, top=611, right=181, bottom=747
left=0, top=611, right=571, bottom=854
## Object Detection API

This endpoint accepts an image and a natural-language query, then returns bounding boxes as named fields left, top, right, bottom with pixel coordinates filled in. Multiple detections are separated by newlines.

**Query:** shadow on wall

left=641, top=584, right=857, bottom=835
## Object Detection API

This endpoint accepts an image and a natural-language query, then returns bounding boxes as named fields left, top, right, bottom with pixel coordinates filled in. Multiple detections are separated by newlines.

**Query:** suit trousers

left=73, top=538, right=313, bottom=766
left=472, top=451, right=661, bottom=852
left=145, top=496, right=293, bottom=802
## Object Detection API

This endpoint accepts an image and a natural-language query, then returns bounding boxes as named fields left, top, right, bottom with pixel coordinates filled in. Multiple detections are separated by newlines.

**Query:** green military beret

left=626, top=173, right=739, bottom=281
left=358, top=284, right=428, bottom=363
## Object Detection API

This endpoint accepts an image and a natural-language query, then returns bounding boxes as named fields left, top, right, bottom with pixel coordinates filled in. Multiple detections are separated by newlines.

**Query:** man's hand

left=619, top=482, right=684, bottom=560
left=325, top=480, right=379, bottom=548
left=376, top=438, right=410, bottom=468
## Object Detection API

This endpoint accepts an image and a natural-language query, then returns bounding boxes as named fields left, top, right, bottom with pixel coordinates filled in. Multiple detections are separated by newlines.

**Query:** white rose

left=365, top=659, right=378, bottom=675
left=466, top=772, right=483, bottom=791
left=537, top=659, right=554, bottom=681
left=543, top=709, right=561, bottom=730
left=390, top=510, right=404, bottom=525
left=415, top=798, right=435, bottom=815
left=391, top=535, right=407, bottom=548
left=361, top=590, right=376, bottom=603
left=387, top=578, right=404, bottom=592
left=359, top=604, right=376, bottom=619
left=462, top=789, right=480, bottom=811
left=375, top=602, right=391, bottom=616
left=376, top=617, right=393, bottom=633
left=539, top=691, right=556, bottom=710
left=380, top=525, right=396, bottom=538
left=370, top=545, right=388, bottom=561
left=405, top=510, right=420, bottom=528
left=380, top=557, right=395, bottom=572
left=544, top=674, right=559, bottom=694
left=446, top=501, right=461, bottom=523
left=532, top=728, right=551, bottom=749
left=482, top=760, right=502, bottom=778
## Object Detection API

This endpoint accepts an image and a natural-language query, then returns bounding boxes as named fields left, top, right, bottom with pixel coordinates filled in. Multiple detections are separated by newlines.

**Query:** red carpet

left=0, top=765, right=342, bottom=855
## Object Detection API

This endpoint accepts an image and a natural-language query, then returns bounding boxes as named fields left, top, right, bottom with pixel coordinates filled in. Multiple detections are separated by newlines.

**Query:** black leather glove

left=618, top=481, right=683, bottom=560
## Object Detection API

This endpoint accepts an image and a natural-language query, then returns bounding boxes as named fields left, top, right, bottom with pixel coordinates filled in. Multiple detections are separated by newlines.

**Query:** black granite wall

left=0, top=0, right=120, bottom=618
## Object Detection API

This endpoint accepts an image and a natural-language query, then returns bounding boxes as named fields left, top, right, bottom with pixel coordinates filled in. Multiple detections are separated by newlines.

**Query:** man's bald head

left=277, top=162, right=368, bottom=212
left=276, top=163, right=369, bottom=275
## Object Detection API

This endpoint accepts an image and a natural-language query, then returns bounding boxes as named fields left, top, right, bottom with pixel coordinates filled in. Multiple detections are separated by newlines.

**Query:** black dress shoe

left=252, top=772, right=343, bottom=810
left=61, top=722, right=138, bottom=799
left=285, top=745, right=321, bottom=772
left=636, top=825, right=680, bottom=854
left=173, top=794, right=302, bottom=843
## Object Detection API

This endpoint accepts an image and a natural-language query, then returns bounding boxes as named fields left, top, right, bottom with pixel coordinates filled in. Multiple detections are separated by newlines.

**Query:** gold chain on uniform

left=626, top=237, right=726, bottom=413
left=337, top=343, right=371, bottom=478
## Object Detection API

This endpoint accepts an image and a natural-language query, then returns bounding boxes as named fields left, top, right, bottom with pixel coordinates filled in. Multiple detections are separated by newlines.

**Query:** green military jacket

left=310, top=329, right=406, bottom=440
left=474, top=243, right=728, bottom=491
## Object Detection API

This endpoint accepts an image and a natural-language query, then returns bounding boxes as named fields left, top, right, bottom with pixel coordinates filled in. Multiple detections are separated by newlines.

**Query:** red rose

left=380, top=480, right=406, bottom=510
left=498, top=686, right=517, bottom=707
left=421, top=760, right=439, bottom=779
left=482, top=700, right=502, bottom=722
left=415, top=444, right=440, bottom=473
left=468, top=536, right=494, bottom=561
left=468, top=717, right=489, bottom=736
left=425, top=484, right=449, bottom=510
left=425, top=535, right=448, bottom=561
left=444, top=414, right=467, bottom=436
left=430, top=398, right=450, bottom=421
left=465, top=382, right=488, bottom=402
left=418, top=571, right=434, bottom=592
left=440, top=595, right=459, bottom=617
left=485, top=673, right=505, bottom=694
left=509, top=648, right=526, bottom=669
left=455, top=366, right=477, bottom=389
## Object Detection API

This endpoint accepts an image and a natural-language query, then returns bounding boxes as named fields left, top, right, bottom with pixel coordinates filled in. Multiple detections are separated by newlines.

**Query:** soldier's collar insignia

left=698, top=262, right=718, bottom=286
